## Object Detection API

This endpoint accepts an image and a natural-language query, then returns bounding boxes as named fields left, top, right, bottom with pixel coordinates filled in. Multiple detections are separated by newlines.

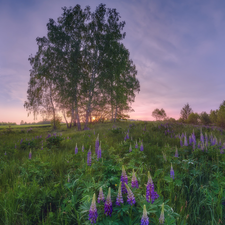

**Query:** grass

left=0, top=121, right=224, bottom=224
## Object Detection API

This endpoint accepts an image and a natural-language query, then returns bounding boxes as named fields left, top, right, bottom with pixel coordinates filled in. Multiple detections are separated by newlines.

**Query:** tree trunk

left=62, top=109, right=69, bottom=128
left=114, top=103, right=117, bottom=123
left=74, top=97, right=81, bottom=131
left=49, top=84, right=56, bottom=130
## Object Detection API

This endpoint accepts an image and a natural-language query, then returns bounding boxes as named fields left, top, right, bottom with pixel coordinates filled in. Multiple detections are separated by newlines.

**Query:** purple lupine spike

left=116, top=182, right=124, bottom=206
left=29, top=150, right=32, bottom=159
left=180, top=138, right=183, bottom=147
left=201, top=142, right=204, bottom=151
left=126, top=132, right=129, bottom=140
left=131, top=169, right=139, bottom=188
left=89, top=193, right=98, bottom=224
left=140, top=142, right=144, bottom=151
left=125, top=183, right=136, bottom=205
left=97, top=142, right=102, bottom=160
left=97, top=187, right=105, bottom=203
left=124, top=135, right=127, bottom=141
left=184, top=135, right=188, bottom=146
left=75, top=143, right=78, bottom=154
left=197, top=141, right=201, bottom=149
left=159, top=203, right=165, bottom=224
left=87, top=146, right=92, bottom=166
left=20, top=139, right=23, bottom=144
left=4, top=151, right=6, bottom=155
left=95, top=134, right=99, bottom=155
left=189, top=135, right=192, bottom=144
left=170, top=163, right=175, bottom=179
left=146, top=171, right=159, bottom=203
left=121, top=165, right=128, bottom=194
left=82, top=144, right=84, bottom=152
left=104, top=187, right=113, bottom=216
left=129, top=144, right=132, bottom=152
left=141, top=205, right=149, bottom=225
left=135, top=140, right=138, bottom=149
left=175, top=147, right=178, bottom=157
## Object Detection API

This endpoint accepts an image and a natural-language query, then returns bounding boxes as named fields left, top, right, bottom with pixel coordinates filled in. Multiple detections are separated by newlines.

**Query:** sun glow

left=92, top=117, right=95, bottom=120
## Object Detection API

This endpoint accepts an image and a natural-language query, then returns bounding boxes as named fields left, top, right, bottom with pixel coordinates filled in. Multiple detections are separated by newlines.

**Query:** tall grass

left=0, top=121, right=224, bottom=224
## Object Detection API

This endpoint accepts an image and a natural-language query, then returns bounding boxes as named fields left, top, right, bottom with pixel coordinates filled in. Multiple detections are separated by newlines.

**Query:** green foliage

left=152, top=108, right=167, bottom=120
left=46, top=134, right=63, bottom=148
left=209, top=109, right=218, bottom=124
left=180, top=103, right=193, bottom=121
left=51, top=116, right=61, bottom=130
left=199, top=111, right=211, bottom=125
left=216, top=100, right=225, bottom=128
left=187, top=112, right=199, bottom=125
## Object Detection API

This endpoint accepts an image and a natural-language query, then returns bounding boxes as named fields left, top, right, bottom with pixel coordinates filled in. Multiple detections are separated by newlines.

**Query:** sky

left=1, top=0, right=225, bottom=124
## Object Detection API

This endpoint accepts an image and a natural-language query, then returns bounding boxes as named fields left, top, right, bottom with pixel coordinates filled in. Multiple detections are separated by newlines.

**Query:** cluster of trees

left=0, top=122, right=17, bottom=126
left=152, top=101, right=225, bottom=128
left=24, top=4, right=140, bottom=130
left=20, top=120, right=51, bottom=125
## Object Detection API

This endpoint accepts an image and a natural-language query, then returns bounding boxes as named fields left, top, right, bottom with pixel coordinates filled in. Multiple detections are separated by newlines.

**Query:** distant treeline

left=20, top=120, right=51, bottom=125
left=0, top=122, right=17, bottom=126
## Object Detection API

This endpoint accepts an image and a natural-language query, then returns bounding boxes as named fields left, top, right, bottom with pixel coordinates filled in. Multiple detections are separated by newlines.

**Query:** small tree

left=209, top=109, right=218, bottom=124
left=199, top=112, right=211, bottom=125
left=152, top=108, right=167, bottom=120
left=180, top=103, right=193, bottom=121
left=187, top=112, right=199, bottom=125
left=217, top=100, right=225, bottom=128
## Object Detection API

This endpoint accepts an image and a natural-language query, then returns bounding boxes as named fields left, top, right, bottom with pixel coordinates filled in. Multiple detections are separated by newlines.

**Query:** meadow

left=0, top=121, right=224, bottom=225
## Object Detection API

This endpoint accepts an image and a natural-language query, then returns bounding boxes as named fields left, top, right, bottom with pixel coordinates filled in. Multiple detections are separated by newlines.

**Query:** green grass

left=0, top=121, right=224, bottom=224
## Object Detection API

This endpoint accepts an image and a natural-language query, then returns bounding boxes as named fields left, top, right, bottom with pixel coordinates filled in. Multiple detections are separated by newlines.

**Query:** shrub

left=199, top=111, right=211, bottom=125
left=187, top=112, right=199, bottom=125
left=46, top=134, right=63, bottom=148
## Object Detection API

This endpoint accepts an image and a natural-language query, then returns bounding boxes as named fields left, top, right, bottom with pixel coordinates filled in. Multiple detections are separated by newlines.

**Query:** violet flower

left=121, top=165, right=128, bottom=194
left=4, top=151, right=6, bottom=155
left=82, top=144, right=84, bottom=152
left=87, top=146, right=91, bottom=166
left=180, top=138, right=183, bottom=147
left=141, top=205, right=149, bottom=225
left=159, top=203, right=165, bottom=224
left=140, top=142, right=144, bottom=151
left=97, top=141, right=102, bottom=160
left=129, top=144, right=132, bottom=152
left=29, top=150, right=32, bottom=159
left=97, top=187, right=105, bottom=203
left=75, top=143, right=78, bottom=154
left=170, top=163, right=175, bottom=180
left=104, top=187, right=113, bottom=216
left=125, top=183, right=136, bottom=205
left=131, top=169, right=139, bottom=188
left=95, top=134, right=99, bottom=155
left=116, top=182, right=123, bottom=206
left=89, top=193, right=98, bottom=224
left=146, top=171, right=159, bottom=203
left=174, top=147, right=178, bottom=157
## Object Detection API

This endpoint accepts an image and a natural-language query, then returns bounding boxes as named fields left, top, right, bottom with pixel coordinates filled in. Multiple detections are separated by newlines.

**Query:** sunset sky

left=1, top=0, right=225, bottom=124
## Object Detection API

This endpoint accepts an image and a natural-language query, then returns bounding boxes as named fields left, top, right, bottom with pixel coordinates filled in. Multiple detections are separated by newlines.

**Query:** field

left=0, top=121, right=224, bottom=225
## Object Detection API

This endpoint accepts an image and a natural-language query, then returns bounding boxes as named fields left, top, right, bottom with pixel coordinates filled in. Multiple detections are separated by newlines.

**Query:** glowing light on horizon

left=92, top=117, right=95, bottom=120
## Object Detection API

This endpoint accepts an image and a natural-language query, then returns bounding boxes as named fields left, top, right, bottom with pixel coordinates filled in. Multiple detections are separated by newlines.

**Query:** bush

left=187, top=112, right=199, bottom=125
left=51, top=116, right=62, bottom=130
left=45, top=134, right=63, bottom=148
left=199, top=112, right=211, bottom=125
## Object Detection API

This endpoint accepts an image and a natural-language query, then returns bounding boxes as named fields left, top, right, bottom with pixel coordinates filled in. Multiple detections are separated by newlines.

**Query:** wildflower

left=141, top=205, right=149, bottom=225
left=184, top=135, right=188, bottom=146
left=87, top=146, right=91, bottom=166
left=192, top=141, right=195, bottom=151
left=68, top=174, right=70, bottom=183
left=146, top=171, right=159, bottom=203
left=121, top=165, right=128, bottom=194
left=125, top=183, right=136, bottom=205
left=174, top=147, right=178, bottom=157
left=97, top=187, right=105, bottom=203
left=159, top=203, right=165, bottom=224
left=200, top=133, right=204, bottom=143
left=104, top=187, right=113, bottom=216
left=129, top=144, right=132, bottom=152
left=170, top=163, right=175, bottom=179
left=140, top=142, right=144, bottom=151
left=126, top=132, right=129, bottom=139
left=89, top=193, right=98, bottom=224
left=97, top=141, right=102, bottom=160
left=20, top=139, right=23, bottom=144
left=180, top=138, right=183, bottom=147
left=75, top=143, right=78, bottom=154
left=29, top=150, right=32, bottom=159
left=95, top=134, right=99, bottom=155
left=131, top=169, right=139, bottom=188
left=82, top=144, right=84, bottom=152
left=116, top=182, right=124, bottom=206
left=135, top=140, right=138, bottom=148
left=4, top=151, right=6, bottom=155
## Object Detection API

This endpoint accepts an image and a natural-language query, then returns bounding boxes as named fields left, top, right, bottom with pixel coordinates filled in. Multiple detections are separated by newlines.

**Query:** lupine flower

left=68, top=174, right=70, bottom=183
left=4, top=151, right=6, bottom=155
left=200, top=133, right=204, bottom=143
left=159, top=203, right=165, bottom=224
left=116, top=182, right=123, bottom=206
left=174, top=147, right=178, bottom=157
left=184, top=135, right=188, bottom=146
left=126, top=132, right=129, bottom=140
left=82, top=144, right=84, bottom=152
left=89, top=193, right=98, bottom=224
left=146, top=171, right=159, bottom=203
left=20, top=139, right=23, bottom=144
left=29, top=150, right=32, bottom=159
left=124, top=183, right=136, bottom=205
left=95, top=134, right=99, bottom=155
left=192, top=141, right=195, bottom=151
left=121, top=165, right=128, bottom=194
left=104, top=187, right=113, bottom=216
left=87, top=146, right=91, bottom=166
left=180, top=138, right=183, bottom=147
left=135, top=140, right=138, bottom=149
left=129, top=144, right=132, bottom=152
left=97, top=141, right=102, bottom=160
left=131, top=169, right=139, bottom=188
left=75, top=143, right=78, bottom=154
left=98, top=187, right=105, bottom=203
left=170, top=163, right=175, bottom=179
left=140, top=142, right=144, bottom=151
left=141, top=205, right=149, bottom=225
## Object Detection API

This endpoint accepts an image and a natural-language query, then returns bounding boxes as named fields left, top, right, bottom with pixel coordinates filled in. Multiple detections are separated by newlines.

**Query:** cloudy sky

left=1, top=0, right=225, bottom=124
